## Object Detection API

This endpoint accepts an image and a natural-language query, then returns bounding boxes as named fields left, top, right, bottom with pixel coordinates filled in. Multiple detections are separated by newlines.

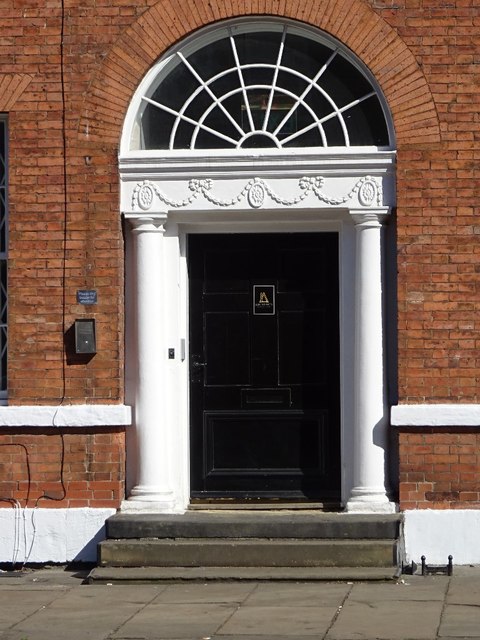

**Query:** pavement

left=0, top=566, right=480, bottom=639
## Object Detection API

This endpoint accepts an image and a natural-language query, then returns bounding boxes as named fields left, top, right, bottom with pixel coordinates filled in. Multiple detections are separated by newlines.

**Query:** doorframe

left=121, top=149, right=396, bottom=513
left=185, top=226, right=348, bottom=501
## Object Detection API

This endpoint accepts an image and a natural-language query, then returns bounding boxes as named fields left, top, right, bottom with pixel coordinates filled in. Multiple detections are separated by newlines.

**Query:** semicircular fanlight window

left=137, top=22, right=391, bottom=151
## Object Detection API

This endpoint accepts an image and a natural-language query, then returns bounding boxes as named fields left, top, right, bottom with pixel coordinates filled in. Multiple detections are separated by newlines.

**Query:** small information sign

left=77, top=290, right=97, bottom=305
left=253, top=285, right=275, bottom=316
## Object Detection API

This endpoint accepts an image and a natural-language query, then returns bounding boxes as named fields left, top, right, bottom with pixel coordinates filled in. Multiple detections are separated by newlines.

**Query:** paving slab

left=154, top=581, right=256, bottom=604
left=0, top=567, right=88, bottom=588
left=447, top=575, right=480, bottom=606
left=111, top=602, right=238, bottom=639
left=218, top=604, right=339, bottom=637
left=439, top=604, right=480, bottom=638
left=349, top=576, right=448, bottom=602
left=1, top=585, right=164, bottom=640
left=242, top=581, right=351, bottom=607
left=326, top=597, right=444, bottom=640
left=0, top=589, right=64, bottom=632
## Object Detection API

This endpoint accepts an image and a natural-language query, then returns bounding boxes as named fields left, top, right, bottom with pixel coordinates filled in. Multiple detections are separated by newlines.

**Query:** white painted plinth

left=0, top=508, right=115, bottom=563
left=347, top=491, right=398, bottom=513
left=403, top=509, right=480, bottom=565
left=120, top=499, right=185, bottom=514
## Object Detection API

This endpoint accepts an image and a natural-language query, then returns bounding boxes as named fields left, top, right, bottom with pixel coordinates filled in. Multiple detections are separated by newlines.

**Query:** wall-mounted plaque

left=253, top=285, right=275, bottom=315
left=77, top=290, right=97, bottom=305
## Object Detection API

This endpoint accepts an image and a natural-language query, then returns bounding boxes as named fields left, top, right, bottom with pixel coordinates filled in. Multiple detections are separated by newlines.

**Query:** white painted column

left=347, top=209, right=396, bottom=513
left=122, top=213, right=175, bottom=511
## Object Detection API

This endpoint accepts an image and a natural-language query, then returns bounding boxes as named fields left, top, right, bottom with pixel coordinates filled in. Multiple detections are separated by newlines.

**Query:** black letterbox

left=74, top=319, right=96, bottom=354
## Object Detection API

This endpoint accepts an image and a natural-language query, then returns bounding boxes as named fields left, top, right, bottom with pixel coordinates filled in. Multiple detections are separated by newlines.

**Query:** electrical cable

left=0, top=498, right=21, bottom=566
left=0, top=442, right=31, bottom=504
left=0, top=444, right=31, bottom=565
left=23, top=505, right=37, bottom=566
left=13, top=498, right=20, bottom=565
left=35, top=430, right=66, bottom=505
left=59, top=0, right=68, bottom=402
left=1, top=0, right=69, bottom=568
left=30, top=0, right=68, bottom=507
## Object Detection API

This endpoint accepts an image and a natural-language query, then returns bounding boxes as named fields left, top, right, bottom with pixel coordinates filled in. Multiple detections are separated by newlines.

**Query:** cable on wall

left=59, top=0, right=68, bottom=404
left=0, top=442, right=31, bottom=504
left=0, top=442, right=31, bottom=566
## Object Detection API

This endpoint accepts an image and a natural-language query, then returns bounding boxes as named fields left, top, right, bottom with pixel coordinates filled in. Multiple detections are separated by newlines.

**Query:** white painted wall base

left=403, top=509, right=480, bottom=565
left=0, top=508, right=115, bottom=564
left=5, top=505, right=478, bottom=566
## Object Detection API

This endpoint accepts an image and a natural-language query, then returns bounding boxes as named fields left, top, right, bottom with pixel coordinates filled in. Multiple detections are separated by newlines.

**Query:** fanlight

left=132, top=21, right=391, bottom=151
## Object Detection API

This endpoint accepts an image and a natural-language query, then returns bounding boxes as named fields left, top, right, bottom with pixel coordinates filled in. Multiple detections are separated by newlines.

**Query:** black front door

left=189, top=233, right=340, bottom=500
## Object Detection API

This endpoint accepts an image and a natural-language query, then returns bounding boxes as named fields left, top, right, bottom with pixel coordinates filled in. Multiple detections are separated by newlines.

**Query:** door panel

left=189, top=233, right=340, bottom=499
left=205, top=413, right=327, bottom=471
left=205, top=312, right=250, bottom=385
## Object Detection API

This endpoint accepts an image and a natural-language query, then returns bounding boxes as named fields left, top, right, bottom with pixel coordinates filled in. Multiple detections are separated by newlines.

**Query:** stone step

left=88, top=565, right=399, bottom=584
left=98, top=538, right=398, bottom=568
left=106, top=511, right=401, bottom=540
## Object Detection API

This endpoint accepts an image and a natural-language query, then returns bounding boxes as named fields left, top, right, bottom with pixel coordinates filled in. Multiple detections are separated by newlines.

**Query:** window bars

left=0, top=118, right=7, bottom=396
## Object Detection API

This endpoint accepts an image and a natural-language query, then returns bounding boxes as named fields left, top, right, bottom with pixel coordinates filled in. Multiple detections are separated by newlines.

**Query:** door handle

left=191, top=359, right=207, bottom=369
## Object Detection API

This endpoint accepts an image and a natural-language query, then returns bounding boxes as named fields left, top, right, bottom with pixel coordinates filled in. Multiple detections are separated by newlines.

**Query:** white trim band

left=391, top=404, right=480, bottom=427
left=0, top=405, right=132, bottom=427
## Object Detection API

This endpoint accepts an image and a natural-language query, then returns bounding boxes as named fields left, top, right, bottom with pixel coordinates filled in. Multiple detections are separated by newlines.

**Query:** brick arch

left=79, top=0, right=440, bottom=147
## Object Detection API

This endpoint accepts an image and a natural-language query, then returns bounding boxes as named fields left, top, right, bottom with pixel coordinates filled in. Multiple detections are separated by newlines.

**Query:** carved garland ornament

left=132, top=176, right=382, bottom=211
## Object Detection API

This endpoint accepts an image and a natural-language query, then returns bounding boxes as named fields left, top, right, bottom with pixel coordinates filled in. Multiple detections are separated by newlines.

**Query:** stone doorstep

left=88, top=565, right=399, bottom=584
left=98, top=513, right=402, bottom=580
left=98, top=538, right=398, bottom=568
left=105, top=511, right=402, bottom=540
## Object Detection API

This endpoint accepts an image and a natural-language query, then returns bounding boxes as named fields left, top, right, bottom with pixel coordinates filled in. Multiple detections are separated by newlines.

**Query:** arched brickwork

left=79, top=0, right=440, bottom=148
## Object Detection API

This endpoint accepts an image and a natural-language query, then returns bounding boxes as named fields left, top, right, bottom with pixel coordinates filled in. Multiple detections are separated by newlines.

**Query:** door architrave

left=121, top=148, right=395, bottom=512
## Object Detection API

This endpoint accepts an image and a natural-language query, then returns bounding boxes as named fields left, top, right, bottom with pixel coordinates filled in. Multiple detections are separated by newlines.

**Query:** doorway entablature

left=120, top=150, right=396, bottom=218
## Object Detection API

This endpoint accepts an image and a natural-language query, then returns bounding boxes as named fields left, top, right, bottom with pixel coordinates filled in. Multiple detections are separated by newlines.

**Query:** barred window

left=0, top=118, right=7, bottom=398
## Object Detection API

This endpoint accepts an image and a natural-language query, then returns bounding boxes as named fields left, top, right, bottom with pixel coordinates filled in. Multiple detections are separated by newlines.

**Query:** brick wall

left=4, top=1, right=126, bottom=405
left=0, top=428, right=125, bottom=508
left=399, top=430, right=480, bottom=510
left=4, top=1, right=477, bottom=403
left=1, top=0, right=479, bottom=509
left=390, top=4, right=480, bottom=403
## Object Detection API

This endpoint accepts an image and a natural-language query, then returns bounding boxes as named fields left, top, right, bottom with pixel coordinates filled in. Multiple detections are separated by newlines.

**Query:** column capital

left=124, top=212, right=168, bottom=232
left=349, top=207, right=391, bottom=228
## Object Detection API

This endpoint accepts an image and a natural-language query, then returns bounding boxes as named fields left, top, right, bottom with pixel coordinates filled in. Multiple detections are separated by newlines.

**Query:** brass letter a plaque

left=253, top=285, right=275, bottom=315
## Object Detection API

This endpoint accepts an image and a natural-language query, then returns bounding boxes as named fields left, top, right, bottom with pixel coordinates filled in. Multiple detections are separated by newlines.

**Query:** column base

left=346, top=487, right=398, bottom=514
left=121, top=485, right=178, bottom=513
